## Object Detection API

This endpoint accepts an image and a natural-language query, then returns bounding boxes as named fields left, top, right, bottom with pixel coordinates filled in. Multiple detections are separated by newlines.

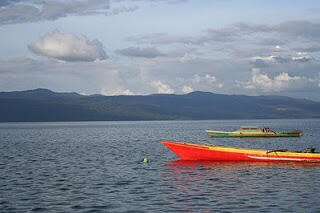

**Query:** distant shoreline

left=1, top=88, right=320, bottom=122
left=1, top=118, right=320, bottom=124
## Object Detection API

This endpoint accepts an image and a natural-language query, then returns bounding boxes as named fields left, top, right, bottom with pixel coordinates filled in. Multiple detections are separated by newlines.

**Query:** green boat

left=206, top=126, right=302, bottom=137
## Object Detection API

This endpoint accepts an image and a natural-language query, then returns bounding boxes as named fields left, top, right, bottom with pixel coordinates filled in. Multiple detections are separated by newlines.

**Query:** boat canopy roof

left=239, top=126, right=261, bottom=130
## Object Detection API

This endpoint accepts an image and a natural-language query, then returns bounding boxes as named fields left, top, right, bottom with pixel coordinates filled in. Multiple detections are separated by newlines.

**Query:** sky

left=0, top=0, right=320, bottom=100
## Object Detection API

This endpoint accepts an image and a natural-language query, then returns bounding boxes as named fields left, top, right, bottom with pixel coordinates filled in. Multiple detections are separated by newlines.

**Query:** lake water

left=1, top=119, right=320, bottom=212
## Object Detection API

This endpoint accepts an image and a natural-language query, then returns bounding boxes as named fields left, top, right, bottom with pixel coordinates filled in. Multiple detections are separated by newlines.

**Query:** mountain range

left=0, top=88, right=320, bottom=122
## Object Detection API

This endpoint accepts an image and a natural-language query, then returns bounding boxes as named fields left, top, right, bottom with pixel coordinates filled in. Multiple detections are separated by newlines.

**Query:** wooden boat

left=162, top=141, right=320, bottom=162
left=206, top=126, right=302, bottom=137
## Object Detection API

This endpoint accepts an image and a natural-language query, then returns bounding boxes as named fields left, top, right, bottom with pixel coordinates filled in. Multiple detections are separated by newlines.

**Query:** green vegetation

left=0, top=89, right=320, bottom=122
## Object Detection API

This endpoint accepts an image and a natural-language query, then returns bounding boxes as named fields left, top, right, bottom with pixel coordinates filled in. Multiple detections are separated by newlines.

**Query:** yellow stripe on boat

left=207, top=144, right=320, bottom=157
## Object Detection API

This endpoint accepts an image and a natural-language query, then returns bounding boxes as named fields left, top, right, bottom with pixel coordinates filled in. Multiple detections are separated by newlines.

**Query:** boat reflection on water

left=166, top=160, right=320, bottom=169
left=162, top=159, right=320, bottom=211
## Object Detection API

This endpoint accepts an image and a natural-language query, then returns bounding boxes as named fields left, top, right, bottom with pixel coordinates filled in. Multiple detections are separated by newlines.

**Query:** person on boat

left=266, top=128, right=276, bottom=134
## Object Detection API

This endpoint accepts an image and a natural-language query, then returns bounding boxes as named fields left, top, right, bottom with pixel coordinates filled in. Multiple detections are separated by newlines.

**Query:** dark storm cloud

left=291, top=55, right=312, bottom=63
left=108, top=5, right=139, bottom=15
left=0, top=0, right=110, bottom=25
left=252, top=59, right=269, bottom=68
left=231, top=47, right=281, bottom=58
left=205, top=27, right=238, bottom=42
left=272, top=56, right=291, bottom=63
left=0, top=4, right=40, bottom=24
left=0, top=0, right=190, bottom=25
left=252, top=56, right=291, bottom=68
left=232, top=22, right=272, bottom=33
left=116, top=47, right=165, bottom=58
left=251, top=54, right=313, bottom=68
left=0, top=0, right=23, bottom=7
left=234, top=20, right=320, bottom=40
left=258, top=37, right=288, bottom=46
left=293, top=45, right=320, bottom=53
left=274, top=20, right=320, bottom=39
left=112, top=0, right=188, bottom=3
left=129, top=20, right=320, bottom=46
left=127, top=27, right=239, bottom=45
left=41, top=0, right=109, bottom=20
left=127, top=33, right=186, bottom=45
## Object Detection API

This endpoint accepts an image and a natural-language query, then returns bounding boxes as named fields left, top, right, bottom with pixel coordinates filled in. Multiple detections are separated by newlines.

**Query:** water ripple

left=0, top=120, right=320, bottom=212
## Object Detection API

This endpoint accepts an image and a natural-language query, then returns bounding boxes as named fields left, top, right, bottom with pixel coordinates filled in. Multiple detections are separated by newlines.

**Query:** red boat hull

left=162, top=141, right=320, bottom=163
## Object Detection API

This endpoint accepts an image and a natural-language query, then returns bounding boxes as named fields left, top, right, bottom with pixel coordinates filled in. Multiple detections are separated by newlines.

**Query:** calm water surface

left=1, top=119, right=320, bottom=212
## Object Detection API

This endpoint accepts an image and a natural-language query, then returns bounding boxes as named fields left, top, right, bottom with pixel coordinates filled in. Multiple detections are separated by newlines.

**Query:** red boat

left=162, top=141, right=320, bottom=163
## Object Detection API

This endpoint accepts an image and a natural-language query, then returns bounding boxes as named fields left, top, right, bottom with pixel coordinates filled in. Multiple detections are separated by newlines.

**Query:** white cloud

left=217, top=83, right=224, bottom=88
left=184, top=73, right=223, bottom=91
left=249, top=68, right=273, bottom=90
left=192, top=74, right=201, bottom=83
left=251, top=55, right=292, bottom=65
left=182, top=85, right=193, bottom=93
left=192, top=74, right=216, bottom=84
left=252, top=55, right=277, bottom=62
left=205, top=74, right=216, bottom=83
left=239, top=68, right=314, bottom=92
left=100, top=88, right=135, bottom=96
left=1, top=55, right=319, bottom=100
left=151, top=80, right=174, bottom=94
left=251, top=52, right=313, bottom=68
left=28, top=31, right=107, bottom=62
left=292, top=52, right=312, bottom=62
left=179, top=53, right=197, bottom=62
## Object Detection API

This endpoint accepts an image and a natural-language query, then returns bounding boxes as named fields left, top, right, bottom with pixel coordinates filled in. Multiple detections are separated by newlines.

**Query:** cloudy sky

left=1, top=0, right=320, bottom=100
